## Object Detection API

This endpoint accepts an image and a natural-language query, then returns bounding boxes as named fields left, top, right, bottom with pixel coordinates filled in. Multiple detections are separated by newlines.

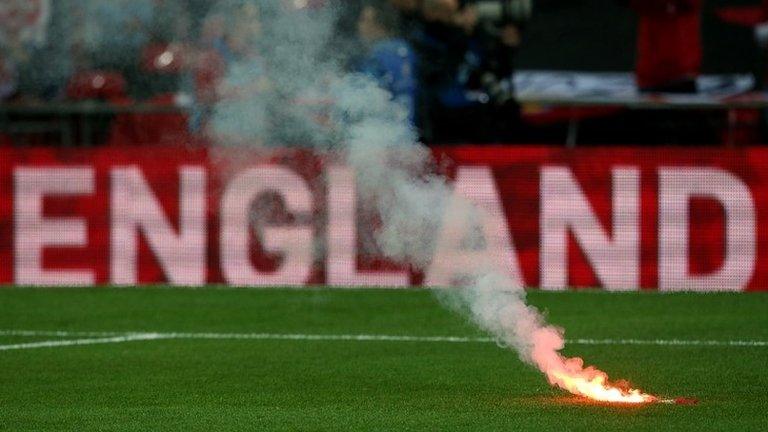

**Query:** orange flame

left=544, top=356, right=657, bottom=404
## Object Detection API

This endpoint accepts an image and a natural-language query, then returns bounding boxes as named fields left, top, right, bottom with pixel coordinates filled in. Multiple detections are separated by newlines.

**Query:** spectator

left=628, top=0, right=702, bottom=93
left=199, top=11, right=232, bottom=63
left=188, top=11, right=228, bottom=131
left=421, top=0, right=460, bottom=24
left=755, top=1, right=768, bottom=51
left=80, top=0, right=154, bottom=68
left=387, top=0, right=422, bottom=41
left=208, top=2, right=270, bottom=146
left=356, top=1, right=418, bottom=123
left=0, top=0, right=53, bottom=99
left=0, top=57, right=18, bottom=101
left=0, top=0, right=51, bottom=62
left=753, top=0, right=768, bottom=87
left=408, top=0, right=471, bottom=140
left=389, top=0, right=420, bottom=13
left=136, top=2, right=194, bottom=98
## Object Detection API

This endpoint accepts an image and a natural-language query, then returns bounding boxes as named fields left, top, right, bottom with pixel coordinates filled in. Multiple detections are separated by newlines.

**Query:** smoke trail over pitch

left=331, top=71, right=656, bottom=403
left=211, top=0, right=655, bottom=403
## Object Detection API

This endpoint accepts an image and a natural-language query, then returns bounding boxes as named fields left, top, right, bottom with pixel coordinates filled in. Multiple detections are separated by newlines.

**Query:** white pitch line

left=0, top=330, right=491, bottom=344
left=159, top=332, right=493, bottom=343
left=158, top=333, right=768, bottom=347
left=1, top=329, right=766, bottom=348
left=0, top=330, right=127, bottom=338
left=569, top=338, right=768, bottom=347
left=0, top=333, right=170, bottom=351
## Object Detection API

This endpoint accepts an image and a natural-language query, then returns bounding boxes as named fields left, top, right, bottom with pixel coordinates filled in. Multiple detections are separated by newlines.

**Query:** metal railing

left=3, top=92, right=768, bottom=147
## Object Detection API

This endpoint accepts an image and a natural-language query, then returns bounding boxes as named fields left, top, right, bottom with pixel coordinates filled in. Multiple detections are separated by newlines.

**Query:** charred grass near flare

left=0, top=288, right=765, bottom=431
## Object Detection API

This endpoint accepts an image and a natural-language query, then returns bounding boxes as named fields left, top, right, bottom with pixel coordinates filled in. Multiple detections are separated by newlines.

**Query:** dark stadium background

left=1, top=2, right=767, bottom=430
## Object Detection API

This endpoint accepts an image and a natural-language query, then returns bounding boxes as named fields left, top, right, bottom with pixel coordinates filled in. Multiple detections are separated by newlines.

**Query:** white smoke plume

left=331, top=71, right=653, bottom=402
left=209, top=0, right=652, bottom=402
left=330, top=70, right=576, bottom=389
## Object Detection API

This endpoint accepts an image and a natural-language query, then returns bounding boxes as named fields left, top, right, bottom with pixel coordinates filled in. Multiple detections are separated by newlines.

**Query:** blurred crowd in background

left=2, top=0, right=768, bottom=146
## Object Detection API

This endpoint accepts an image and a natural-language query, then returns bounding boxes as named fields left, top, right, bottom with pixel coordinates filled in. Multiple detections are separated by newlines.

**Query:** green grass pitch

left=0, top=288, right=766, bottom=431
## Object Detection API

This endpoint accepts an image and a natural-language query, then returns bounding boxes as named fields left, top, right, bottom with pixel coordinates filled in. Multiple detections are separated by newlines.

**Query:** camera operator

left=455, top=0, right=529, bottom=103
left=418, top=0, right=531, bottom=143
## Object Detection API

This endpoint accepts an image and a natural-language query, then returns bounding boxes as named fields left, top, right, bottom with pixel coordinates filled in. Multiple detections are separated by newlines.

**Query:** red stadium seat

left=66, top=71, right=127, bottom=101
left=141, top=43, right=187, bottom=74
left=107, top=93, right=195, bottom=146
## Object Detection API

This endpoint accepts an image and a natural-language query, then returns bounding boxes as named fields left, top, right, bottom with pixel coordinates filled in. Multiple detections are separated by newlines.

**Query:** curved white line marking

left=0, top=333, right=170, bottom=351
left=1, top=329, right=766, bottom=349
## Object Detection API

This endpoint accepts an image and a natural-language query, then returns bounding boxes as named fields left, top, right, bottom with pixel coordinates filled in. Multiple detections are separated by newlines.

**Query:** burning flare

left=531, top=327, right=657, bottom=403
left=545, top=356, right=657, bottom=403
